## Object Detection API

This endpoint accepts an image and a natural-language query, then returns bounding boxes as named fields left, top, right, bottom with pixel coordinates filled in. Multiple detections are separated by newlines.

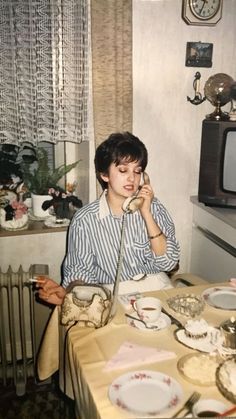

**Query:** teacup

left=133, top=297, right=162, bottom=324
left=192, top=399, right=228, bottom=418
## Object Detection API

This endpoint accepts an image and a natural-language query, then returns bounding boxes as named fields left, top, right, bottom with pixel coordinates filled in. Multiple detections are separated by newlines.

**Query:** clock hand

left=199, top=0, right=207, bottom=15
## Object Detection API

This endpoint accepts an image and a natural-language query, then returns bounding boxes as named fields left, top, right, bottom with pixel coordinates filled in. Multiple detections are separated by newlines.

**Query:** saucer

left=44, top=216, right=70, bottom=228
left=175, top=326, right=223, bottom=353
left=126, top=310, right=171, bottom=331
left=28, top=210, right=50, bottom=221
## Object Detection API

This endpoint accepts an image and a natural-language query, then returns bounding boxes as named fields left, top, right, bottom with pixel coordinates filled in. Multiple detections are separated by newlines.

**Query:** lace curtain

left=0, top=0, right=89, bottom=145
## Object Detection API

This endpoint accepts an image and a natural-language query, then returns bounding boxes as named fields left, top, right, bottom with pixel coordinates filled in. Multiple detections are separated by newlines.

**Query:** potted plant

left=21, top=147, right=81, bottom=218
left=42, top=187, right=83, bottom=221
left=0, top=143, right=37, bottom=228
left=0, top=198, right=29, bottom=231
left=0, top=142, right=37, bottom=189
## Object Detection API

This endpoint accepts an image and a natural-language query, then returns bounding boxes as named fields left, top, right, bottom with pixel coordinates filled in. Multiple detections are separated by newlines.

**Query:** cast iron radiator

left=0, top=264, right=49, bottom=395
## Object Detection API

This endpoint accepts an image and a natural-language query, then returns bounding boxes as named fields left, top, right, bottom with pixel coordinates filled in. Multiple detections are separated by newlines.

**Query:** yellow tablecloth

left=38, top=282, right=235, bottom=419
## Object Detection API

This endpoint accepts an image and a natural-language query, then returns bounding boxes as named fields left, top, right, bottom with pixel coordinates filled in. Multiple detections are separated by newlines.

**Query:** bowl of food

left=216, top=358, right=236, bottom=403
left=177, top=353, right=219, bottom=386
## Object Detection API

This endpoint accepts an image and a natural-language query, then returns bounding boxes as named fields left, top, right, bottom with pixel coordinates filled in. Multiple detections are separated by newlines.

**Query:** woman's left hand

left=36, top=276, right=66, bottom=305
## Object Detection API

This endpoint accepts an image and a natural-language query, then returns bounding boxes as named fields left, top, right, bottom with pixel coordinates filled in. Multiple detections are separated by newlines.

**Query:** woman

left=38, top=132, right=180, bottom=304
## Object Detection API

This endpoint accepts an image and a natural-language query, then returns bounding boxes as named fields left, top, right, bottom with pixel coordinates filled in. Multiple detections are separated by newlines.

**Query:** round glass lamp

left=204, top=73, right=235, bottom=120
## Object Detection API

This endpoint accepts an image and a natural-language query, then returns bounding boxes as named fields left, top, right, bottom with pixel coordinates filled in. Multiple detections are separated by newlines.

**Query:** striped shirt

left=62, top=191, right=180, bottom=287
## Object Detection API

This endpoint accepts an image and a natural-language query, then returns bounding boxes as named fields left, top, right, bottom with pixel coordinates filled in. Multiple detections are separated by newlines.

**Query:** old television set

left=198, top=119, right=236, bottom=208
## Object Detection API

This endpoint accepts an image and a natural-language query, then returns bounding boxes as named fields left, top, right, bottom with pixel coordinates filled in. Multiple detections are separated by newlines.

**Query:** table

left=55, top=282, right=235, bottom=419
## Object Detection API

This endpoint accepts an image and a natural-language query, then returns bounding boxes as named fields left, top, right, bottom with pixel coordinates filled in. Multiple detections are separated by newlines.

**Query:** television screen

left=198, top=120, right=236, bottom=208
left=223, top=131, right=236, bottom=193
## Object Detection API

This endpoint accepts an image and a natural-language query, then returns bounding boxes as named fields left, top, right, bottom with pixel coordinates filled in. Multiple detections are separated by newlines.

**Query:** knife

left=161, top=307, right=183, bottom=328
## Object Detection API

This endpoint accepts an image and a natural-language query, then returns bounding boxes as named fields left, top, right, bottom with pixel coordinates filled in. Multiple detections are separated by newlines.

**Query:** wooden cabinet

left=190, top=197, right=236, bottom=282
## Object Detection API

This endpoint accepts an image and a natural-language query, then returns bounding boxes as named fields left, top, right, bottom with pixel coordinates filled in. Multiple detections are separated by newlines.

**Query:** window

left=0, top=0, right=90, bottom=204
left=0, top=0, right=89, bottom=146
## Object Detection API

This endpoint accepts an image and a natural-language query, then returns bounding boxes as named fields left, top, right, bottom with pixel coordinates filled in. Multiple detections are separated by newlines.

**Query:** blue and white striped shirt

left=62, top=192, right=180, bottom=287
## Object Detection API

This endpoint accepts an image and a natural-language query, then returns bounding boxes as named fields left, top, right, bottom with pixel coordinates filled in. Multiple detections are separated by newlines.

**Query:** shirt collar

left=99, top=190, right=124, bottom=221
left=99, top=190, right=110, bottom=220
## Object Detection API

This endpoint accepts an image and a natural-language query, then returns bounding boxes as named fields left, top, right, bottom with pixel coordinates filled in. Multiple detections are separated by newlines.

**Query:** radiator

left=0, top=264, right=49, bottom=396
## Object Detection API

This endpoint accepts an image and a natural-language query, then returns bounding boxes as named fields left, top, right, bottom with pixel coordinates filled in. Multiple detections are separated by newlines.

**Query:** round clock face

left=190, top=0, right=221, bottom=20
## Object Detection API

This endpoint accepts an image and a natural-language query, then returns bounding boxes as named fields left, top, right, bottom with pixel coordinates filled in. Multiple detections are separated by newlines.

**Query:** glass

left=167, top=294, right=205, bottom=318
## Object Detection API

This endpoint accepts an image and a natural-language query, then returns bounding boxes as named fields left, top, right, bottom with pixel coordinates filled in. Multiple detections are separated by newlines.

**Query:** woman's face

left=101, top=159, right=142, bottom=201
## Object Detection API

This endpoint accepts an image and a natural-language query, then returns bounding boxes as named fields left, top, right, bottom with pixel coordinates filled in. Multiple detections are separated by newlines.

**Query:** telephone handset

left=122, top=172, right=150, bottom=213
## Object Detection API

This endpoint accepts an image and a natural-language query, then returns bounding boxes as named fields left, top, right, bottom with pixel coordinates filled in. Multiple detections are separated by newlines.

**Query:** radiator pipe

left=0, top=269, right=7, bottom=385
left=17, top=266, right=27, bottom=396
left=7, top=266, right=17, bottom=386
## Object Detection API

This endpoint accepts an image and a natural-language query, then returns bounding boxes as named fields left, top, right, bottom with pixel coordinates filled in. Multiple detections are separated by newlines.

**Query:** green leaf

left=21, top=147, right=81, bottom=195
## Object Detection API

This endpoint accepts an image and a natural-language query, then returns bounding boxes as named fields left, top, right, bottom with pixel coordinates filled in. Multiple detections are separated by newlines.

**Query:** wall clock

left=182, top=0, right=223, bottom=26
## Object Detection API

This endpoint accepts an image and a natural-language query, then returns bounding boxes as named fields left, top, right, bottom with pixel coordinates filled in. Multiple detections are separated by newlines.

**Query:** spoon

left=125, top=313, right=160, bottom=330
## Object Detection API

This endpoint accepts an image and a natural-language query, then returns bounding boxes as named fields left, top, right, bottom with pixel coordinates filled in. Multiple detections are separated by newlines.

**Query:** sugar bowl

left=220, top=317, right=236, bottom=349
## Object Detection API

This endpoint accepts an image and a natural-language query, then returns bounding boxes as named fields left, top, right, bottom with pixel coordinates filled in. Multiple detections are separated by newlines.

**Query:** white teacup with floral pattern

left=133, top=297, right=162, bottom=324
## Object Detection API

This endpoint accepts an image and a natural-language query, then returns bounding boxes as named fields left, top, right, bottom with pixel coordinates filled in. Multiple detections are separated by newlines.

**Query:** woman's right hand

left=36, top=276, right=66, bottom=305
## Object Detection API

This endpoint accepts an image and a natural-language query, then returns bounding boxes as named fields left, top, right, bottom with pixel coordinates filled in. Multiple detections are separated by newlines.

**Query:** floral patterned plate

left=108, top=370, right=183, bottom=417
left=202, top=287, right=236, bottom=310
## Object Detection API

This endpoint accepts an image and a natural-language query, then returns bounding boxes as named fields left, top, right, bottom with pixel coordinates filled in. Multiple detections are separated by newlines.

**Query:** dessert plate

left=126, top=310, right=171, bottom=331
left=108, top=370, right=183, bottom=417
left=202, top=287, right=236, bottom=310
left=175, top=326, right=222, bottom=353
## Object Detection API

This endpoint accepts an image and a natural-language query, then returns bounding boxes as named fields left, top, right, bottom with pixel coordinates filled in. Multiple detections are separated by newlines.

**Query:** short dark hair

left=94, top=132, right=148, bottom=190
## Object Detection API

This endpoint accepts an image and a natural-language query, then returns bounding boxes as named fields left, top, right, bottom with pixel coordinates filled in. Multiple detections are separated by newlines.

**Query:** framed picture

left=185, top=42, right=213, bottom=68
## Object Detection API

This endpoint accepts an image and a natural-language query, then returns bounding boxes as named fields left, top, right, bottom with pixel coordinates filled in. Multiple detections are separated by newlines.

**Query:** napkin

left=103, top=341, right=176, bottom=371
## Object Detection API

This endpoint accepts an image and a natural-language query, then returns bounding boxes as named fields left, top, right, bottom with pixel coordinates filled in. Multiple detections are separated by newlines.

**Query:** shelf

left=190, top=196, right=236, bottom=230
left=0, top=220, right=68, bottom=237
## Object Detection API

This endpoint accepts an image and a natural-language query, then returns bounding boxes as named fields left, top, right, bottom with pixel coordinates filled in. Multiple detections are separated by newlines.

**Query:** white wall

left=133, top=0, right=236, bottom=272
left=0, top=232, right=67, bottom=281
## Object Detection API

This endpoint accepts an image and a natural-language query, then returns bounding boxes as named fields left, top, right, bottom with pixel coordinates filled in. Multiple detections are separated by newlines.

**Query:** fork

left=172, top=391, right=201, bottom=418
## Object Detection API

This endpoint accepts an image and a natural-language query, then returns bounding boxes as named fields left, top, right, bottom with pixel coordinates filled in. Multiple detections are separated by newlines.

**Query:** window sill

left=0, top=220, right=68, bottom=237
